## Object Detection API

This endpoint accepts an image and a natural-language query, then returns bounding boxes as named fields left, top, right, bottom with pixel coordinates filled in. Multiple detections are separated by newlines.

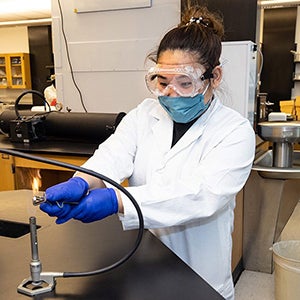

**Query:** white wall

left=51, top=0, right=181, bottom=113
left=0, top=26, right=29, bottom=53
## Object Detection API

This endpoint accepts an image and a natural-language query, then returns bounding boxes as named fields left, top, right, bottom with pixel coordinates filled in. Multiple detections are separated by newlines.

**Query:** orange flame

left=29, top=170, right=42, bottom=215
left=31, top=170, right=41, bottom=195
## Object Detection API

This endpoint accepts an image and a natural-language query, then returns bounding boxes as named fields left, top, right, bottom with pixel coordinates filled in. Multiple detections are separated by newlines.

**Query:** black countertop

left=0, top=190, right=224, bottom=300
left=1, top=131, right=267, bottom=158
left=0, top=134, right=98, bottom=156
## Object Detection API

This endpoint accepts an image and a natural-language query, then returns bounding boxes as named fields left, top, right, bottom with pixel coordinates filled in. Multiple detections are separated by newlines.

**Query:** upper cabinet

left=0, top=53, right=31, bottom=89
left=0, top=55, right=8, bottom=87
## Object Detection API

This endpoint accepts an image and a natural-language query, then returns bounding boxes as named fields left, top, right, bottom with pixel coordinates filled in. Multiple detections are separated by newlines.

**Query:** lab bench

left=0, top=190, right=224, bottom=300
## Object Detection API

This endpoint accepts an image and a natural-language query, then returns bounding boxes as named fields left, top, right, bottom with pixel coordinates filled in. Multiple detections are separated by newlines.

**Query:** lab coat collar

left=169, top=98, right=218, bottom=155
left=149, top=97, right=219, bottom=156
left=149, top=100, right=173, bottom=153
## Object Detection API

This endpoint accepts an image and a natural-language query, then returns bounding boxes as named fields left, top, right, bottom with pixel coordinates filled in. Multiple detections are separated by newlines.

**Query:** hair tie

left=186, top=17, right=210, bottom=28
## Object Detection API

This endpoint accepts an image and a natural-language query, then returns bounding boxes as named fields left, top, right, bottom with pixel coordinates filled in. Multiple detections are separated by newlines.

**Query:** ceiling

left=0, top=0, right=51, bottom=23
left=0, top=0, right=299, bottom=24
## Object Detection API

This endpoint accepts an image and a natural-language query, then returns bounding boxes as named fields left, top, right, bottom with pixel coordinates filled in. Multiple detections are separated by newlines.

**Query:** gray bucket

left=273, top=240, right=300, bottom=300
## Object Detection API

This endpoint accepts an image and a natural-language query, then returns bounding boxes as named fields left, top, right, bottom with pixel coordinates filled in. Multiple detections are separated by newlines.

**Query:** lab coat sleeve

left=119, top=118, right=255, bottom=230
left=81, top=103, right=140, bottom=185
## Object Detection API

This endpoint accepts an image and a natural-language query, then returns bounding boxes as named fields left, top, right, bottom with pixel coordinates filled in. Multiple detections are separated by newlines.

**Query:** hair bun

left=180, top=6, right=224, bottom=38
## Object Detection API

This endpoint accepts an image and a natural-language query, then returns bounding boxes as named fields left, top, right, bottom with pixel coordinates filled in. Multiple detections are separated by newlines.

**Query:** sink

left=243, top=168, right=300, bottom=273
left=257, top=121, right=300, bottom=168
left=252, top=150, right=300, bottom=179
left=258, top=121, right=300, bottom=143
left=243, top=122, right=300, bottom=273
left=244, top=149, right=300, bottom=273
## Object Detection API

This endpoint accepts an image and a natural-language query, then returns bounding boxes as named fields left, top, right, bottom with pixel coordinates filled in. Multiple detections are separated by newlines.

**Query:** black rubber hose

left=15, top=90, right=51, bottom=119
left=0, top=148, right=144, bottom=278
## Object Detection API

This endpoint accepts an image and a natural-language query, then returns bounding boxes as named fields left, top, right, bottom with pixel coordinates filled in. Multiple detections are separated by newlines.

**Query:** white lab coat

left=82, top=97, right=255, bottom=300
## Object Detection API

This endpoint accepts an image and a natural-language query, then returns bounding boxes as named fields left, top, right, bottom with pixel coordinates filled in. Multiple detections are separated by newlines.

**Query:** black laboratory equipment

left=0, top=91, right=126, bottom=145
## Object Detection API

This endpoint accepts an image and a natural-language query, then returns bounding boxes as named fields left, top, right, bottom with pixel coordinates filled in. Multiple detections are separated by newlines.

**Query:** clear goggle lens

left=145, top=65, right=207, bottom=97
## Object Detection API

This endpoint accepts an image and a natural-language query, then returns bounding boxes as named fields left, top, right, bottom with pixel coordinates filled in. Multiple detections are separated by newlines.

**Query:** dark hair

left=148, top=6, right=224, bottom=73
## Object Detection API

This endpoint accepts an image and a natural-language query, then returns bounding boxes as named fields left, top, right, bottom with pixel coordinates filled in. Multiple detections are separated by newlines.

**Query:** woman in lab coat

left=41, top=5, right=255, bottom=300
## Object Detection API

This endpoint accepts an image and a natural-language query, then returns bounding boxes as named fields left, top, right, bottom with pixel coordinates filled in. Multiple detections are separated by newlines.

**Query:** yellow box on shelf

left=280, top=99, right=295, bottom=114
left=280, top=98, right=300, bottom=120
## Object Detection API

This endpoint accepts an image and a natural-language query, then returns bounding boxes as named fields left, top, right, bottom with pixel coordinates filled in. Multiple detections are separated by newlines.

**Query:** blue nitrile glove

left=71, top=188, right=118, bottom=223
left=42, top=188, right=118, bottom=224
left=45, top=177, right=89, bottom=203
left=40, top=202, right=74, bottom=224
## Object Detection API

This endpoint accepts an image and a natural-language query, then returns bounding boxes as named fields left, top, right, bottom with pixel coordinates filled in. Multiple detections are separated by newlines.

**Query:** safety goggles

left=145, top=64, right=209, bottom=97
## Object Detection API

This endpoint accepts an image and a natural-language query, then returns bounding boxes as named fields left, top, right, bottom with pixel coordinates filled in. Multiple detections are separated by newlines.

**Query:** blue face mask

left=158, top=92, right=210, bottom=124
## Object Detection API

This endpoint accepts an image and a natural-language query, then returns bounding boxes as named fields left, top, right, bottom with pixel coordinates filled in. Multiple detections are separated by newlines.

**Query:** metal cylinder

left=272, top=142, right=294, bottom=168
left=29, top=216, right=42, bottom=283
left=29, top=217, right=39, bottom=261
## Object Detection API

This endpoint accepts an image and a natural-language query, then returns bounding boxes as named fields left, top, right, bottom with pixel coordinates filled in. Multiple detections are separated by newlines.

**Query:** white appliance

left=219, top=41, right=257, bottom=127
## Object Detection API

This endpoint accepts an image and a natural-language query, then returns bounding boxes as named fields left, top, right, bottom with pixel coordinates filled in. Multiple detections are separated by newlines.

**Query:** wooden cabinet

left=0, top=153, right=15, bottom=191
left=0, top=55, right=7, bottom=87
left=0, top=153, right=88, bottom=191
left=0, top=53, right=31, bottom=89
left=232, top=190, right=243, bottom=277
